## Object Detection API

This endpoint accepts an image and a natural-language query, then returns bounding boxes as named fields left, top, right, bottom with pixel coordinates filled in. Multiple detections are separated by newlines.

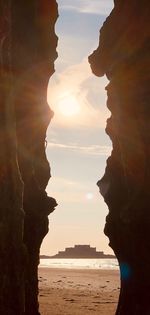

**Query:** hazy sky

left=41, top=0, right=114, bottom=255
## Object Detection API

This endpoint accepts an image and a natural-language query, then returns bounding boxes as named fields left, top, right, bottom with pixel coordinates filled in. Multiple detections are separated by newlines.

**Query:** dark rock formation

left=89, top=1, right=150, bottom=314
left=0, top=1, right=58, bottom=314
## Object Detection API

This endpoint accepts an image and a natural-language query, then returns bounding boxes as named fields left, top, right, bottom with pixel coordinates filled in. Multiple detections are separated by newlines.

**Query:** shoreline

left=39, top=257, right=119, bottom=270
left=40, top=257, right=116, bottom=259
left=39, top=268, right=120, bottom=315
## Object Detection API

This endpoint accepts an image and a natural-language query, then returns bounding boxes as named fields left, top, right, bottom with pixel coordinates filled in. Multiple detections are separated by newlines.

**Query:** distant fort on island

left=41, top=245, right=115, bottom=259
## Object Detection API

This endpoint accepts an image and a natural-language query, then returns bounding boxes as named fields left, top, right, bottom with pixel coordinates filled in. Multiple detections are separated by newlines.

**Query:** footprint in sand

left=67, top=281, right=73, bottom=283
left=53, top=280, right=62, bottom=284
left=65, top=299, right=75, bottom=303
left=75, top=293, right=87, bottom=297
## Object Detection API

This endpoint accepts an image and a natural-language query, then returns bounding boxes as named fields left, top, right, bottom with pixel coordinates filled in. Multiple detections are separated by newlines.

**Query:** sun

left=57, top=94, right=80, bottom=117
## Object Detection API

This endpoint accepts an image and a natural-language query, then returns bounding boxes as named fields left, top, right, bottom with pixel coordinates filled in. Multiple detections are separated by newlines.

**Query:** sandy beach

left=39, top=268, right=120, bottom=315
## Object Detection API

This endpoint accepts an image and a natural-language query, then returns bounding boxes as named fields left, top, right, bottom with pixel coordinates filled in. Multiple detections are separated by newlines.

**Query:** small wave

left=39, top=258, right=119, bottom=270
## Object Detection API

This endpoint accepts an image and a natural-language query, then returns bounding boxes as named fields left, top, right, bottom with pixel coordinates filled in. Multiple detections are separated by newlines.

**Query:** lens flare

left=86, top=193, right=94, bottom=200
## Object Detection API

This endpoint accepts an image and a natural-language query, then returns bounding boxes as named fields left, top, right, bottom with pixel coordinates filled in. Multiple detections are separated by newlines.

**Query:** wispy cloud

left=48, top=141, right=111, bottom=156
left=46, top=175, right=104, bottom=204
left=59, top=0, right=114, bottom=16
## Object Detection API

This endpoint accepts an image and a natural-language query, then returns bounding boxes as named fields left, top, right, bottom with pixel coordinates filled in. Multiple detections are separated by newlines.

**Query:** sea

left=39, top=258, right=119, bottom=270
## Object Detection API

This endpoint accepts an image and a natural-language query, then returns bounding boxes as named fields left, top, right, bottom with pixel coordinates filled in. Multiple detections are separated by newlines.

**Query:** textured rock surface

left=89, top=1, right=150, bottom=314
left=0, top=1, right=58, bottom=314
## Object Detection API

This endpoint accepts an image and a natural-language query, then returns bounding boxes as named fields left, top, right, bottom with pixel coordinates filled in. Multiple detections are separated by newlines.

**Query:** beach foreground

left=39, top=268, right=120, bottom=315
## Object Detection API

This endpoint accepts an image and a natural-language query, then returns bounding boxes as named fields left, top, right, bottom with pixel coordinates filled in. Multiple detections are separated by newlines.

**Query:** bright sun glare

left=57, top=94, right=80, bottom=117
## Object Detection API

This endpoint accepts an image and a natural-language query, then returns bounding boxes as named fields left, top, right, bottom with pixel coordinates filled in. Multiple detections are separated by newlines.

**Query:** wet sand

left=39, top=268, right=120, bottom=315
